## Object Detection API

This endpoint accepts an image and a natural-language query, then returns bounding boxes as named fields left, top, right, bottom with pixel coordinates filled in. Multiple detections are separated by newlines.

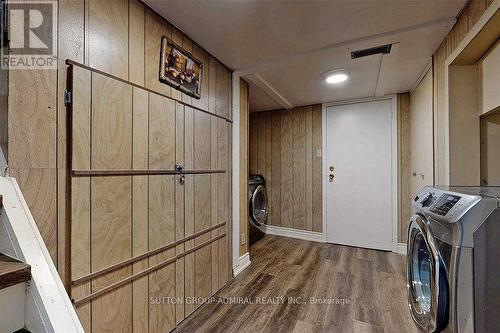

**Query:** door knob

left=179, top=175, right=186, bottom=185
left=329, top=174, right=334, bottom=182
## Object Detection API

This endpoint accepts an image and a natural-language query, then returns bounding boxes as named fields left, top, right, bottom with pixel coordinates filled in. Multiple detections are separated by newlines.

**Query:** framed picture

left=159, top=36, right=202, bottom=99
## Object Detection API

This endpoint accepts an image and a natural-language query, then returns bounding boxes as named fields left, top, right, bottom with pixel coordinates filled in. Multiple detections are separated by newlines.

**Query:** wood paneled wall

left=69, top=66, right=230, bottom=332
left=249, top=105, right=322, bottom=233
left=433, top=0, right=494, bottom=185
left=7, top=0, right=232, bottom=290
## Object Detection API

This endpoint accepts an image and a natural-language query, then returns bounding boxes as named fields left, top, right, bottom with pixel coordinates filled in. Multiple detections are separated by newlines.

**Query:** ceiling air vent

left=351, top=44, right=392, bottom=59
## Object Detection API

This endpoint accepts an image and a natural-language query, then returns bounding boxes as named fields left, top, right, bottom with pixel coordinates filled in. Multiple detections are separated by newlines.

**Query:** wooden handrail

left=72, top=221, right=226, bottom=286
left=73, top=233, right=226, bottom=306
left=71, top=169, right=225, bottom=177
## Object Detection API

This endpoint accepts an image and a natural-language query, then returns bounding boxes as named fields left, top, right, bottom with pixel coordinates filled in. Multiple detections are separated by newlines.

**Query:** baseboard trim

left=233, top=252, right=251, bottom=276
left=264, top=225, right=325, bottom=243
left=396, top=243, right=407, bottom=255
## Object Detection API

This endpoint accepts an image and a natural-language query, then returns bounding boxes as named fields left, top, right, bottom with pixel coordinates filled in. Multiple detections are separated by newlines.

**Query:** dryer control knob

left=421, top=193, right=435, bottom=207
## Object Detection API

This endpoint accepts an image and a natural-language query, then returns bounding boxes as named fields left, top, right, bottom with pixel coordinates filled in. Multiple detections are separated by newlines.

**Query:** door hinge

left=64, top=90, right=72, bottom=106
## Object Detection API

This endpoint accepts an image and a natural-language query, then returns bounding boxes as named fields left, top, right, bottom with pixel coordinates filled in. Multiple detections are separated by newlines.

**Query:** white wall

left=480, top=41, right=500, bottom=114
left=410, top=67, right=434, bottom=195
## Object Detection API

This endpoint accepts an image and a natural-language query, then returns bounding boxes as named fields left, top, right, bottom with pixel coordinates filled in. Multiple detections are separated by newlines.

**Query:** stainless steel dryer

left=407, top=186, right=500, bottom=333
left=248, top=174, right=268, bottom=245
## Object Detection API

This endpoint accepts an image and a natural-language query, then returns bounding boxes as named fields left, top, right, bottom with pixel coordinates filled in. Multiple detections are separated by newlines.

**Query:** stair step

left=0, top=253, right=31, bottom=290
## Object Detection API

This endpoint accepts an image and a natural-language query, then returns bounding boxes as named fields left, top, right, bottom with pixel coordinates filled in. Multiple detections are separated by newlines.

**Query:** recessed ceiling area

left=144, top=0, right=467, bottom=111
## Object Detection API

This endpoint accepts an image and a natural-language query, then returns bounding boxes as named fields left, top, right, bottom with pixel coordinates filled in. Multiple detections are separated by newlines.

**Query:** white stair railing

left=0, top=176, right=84, bottom=333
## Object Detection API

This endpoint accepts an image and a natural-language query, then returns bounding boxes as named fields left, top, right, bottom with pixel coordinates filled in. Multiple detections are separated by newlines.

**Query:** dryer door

left=407, top=215, right=449, bottom=332
left=249, top=184, right=268, bottom=226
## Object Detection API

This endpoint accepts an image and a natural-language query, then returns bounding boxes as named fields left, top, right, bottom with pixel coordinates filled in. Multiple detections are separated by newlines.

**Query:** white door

left=325, top=99, right=393, bottom=251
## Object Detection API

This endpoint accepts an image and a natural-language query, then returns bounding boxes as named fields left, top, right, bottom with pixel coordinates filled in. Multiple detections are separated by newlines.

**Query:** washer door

left=250, top=185, right=268, bottom=226
left=407, top=215, right=448, bottom=332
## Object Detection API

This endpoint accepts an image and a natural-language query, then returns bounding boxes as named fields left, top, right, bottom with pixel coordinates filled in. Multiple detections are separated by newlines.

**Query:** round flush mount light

left=324, top=69, right=350, bottom=84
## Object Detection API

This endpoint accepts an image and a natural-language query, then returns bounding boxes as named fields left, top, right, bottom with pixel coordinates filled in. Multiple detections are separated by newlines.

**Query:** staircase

left=0, top=253, right=31, bottom=332
left=0, top=177, right=84, bottom=333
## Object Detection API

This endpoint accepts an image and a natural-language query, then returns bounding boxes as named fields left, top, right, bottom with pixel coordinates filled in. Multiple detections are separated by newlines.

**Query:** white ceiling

left=144, top=0, right=466, bottom=111
left=248, top=80, right=283, bottom=112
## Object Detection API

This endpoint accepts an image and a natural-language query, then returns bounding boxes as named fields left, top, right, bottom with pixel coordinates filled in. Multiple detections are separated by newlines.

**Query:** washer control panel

left=430, top=194, right=461, bottom=216
left=413, top=186, right=481, bottom=223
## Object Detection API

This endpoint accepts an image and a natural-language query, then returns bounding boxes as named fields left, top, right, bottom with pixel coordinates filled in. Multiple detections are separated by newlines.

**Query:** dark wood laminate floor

left=175, top=235, right=419, bottom=333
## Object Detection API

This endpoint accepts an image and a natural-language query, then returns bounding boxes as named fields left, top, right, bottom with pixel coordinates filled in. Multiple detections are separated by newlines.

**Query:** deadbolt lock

left=329, top=166, right=334, bottom=171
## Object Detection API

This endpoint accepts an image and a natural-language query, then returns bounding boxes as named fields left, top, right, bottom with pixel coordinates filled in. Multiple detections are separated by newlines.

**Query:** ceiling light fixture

left=324, top=70, right=350, bottom=84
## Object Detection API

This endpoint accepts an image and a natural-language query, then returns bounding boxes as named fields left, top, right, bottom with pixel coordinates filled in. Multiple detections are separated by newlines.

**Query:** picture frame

left=159, top=36, right=203, bottom=99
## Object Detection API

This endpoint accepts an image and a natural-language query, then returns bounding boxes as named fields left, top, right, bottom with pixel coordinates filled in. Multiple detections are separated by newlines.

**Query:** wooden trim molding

left=66, top=60, right=233, bottom=123
left=73, top=233, right=226, bottom=306
left=72, top=221, right=226, bottom=285
left=263, top=225, right=325, bottom=243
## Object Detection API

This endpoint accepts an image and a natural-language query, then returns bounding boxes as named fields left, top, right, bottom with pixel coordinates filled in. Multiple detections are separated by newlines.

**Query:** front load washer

left=248, top=174, right=268, bottom=245
left=407, top=186, right=500, bottom=333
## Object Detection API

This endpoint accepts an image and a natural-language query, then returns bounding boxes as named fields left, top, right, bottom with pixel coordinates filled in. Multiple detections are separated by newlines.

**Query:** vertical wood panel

left=210, top=116, right=220, bottom=293
left=218, top=118, right=230, bottom=287
left=194, top=112, right=211, bottom=170
left=129, top=0, right=145, bottom=85
left=148, top=94, right=176, bottom=333
left=264, top=112, right=273, bottom=227
left=184, top=107, right=195, bottom=316
left=170, top=28, right=184, bottom=101
left=132, top=88, right=149, bottom=333
left=249, top=115, right=258, bottom=174
left=88, top=0, right=129, bottom=79
left=256, top=113, right=266, bottom=175
left=194, top=173, right=211, bottom=302
left=208, top=58, right=217, bottom=115
left=270, top=111, right=281, bottom=227
left=91, top=74, right=133, bottom=169
left=148, top=175, right=176, bottom=333
left=148, top=95, right=176, bottom=169
left=292, top=108, right=306, bottom=230
left=175, top=102, right=185, bottom=325
left=9, top=72, right=56, bottom=168
left=311, top=105, right=323, bottom=232
left=58, top=0, right=85, bottom=284
left=91, top=176, right=133, bottom=333
left=8, top=62, right=57, bottom=261
left=280, top=110, right=293, bottom=229
left=194, top=111, right=212, bottom=306
left=90, top=74, right=133, bottom=333
left=226, top=121, right=232, bottom=282
left=193, top=45, right=210, bottom=111
left=182, top=36, right=194, bottom=106
left=305, top=106, right=313, bottom=231
left=70, top=66, right=91, bottom=332
left=144, top=9, right=171, bottom=97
